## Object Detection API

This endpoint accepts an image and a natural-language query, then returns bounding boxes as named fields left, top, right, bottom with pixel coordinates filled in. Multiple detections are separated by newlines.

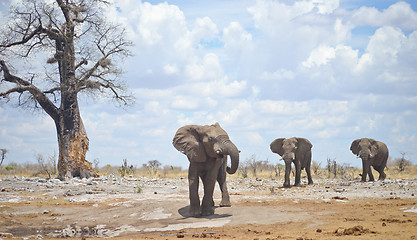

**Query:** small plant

left=395, top=152, right=411, bottom=172
left=146, top=160, right=161, bottom=175
left=36, top=153, right=57, bottom=178
left=5, top=165, right=14, bottom=171
left=135, top=186, right=142, bottom=194
left=311, top=160, right=321, bottom=175
left=119, top=159, right=134, bottom=177
left=326, top=157, right=337, bottom=178
left=239, top=164, right=248, bottom=178
left=274, top=163, right=284, bottom=177
left=93, top=158, right=100, bottom=172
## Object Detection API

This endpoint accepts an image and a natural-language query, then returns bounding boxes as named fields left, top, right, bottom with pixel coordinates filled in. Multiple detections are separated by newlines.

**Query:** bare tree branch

left=0, top=60, right=60, bottom=121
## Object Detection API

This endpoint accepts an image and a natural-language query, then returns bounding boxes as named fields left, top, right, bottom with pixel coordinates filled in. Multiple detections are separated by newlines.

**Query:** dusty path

left=0, top=176, right=416, bottom=239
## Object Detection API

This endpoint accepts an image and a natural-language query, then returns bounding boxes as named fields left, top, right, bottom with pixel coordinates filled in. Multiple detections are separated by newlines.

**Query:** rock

left=0, top=232, right=14, bottom=238
left=62, top=225, right=76, bottom=238
left=48, top=178, right=61, bottom=184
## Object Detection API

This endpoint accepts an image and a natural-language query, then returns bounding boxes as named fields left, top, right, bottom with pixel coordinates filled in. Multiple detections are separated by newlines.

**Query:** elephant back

left=173, top=125, right=207, bottom=162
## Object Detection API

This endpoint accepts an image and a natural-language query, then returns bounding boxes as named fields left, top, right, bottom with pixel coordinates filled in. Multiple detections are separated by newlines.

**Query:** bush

left=5, top=165, right=14, bottom=171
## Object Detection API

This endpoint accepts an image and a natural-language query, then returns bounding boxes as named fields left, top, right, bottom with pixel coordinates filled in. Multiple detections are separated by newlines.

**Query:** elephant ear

left=173, top=125, right=207, bottom=162
left=350, top=139, right=361, bottom=155
left=296, top=138, right=312, bottom=155
left=270, top=138, right=285, bottom=156
left=369, top=138, right=379, bottom=156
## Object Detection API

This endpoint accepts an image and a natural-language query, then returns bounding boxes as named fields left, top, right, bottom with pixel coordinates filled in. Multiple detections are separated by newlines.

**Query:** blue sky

left=1, top=0, right=417, bottom=170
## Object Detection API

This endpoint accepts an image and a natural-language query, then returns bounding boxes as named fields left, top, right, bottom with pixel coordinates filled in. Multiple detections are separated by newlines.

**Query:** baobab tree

left=0, top=0, right=132, bottom=180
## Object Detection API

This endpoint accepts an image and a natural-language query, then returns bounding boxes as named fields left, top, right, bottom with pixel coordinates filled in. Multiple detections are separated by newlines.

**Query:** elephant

left=173, top=122, right=239, bottom=217
left=270, top=137, right=313, bottom=188
left=350, top=138, right=388, bottom=182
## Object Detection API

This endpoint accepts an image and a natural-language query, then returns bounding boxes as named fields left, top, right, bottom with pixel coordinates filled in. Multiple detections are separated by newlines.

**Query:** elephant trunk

left=282, top=152, right=295, bottom=162
left=218, top=137, right=239, bottom=174
left=359, top=150, right=371, bottom=160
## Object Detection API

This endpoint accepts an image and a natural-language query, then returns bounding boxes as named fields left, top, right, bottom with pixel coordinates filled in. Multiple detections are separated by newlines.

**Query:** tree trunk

left=56, top=113, right=97, bottom=180
left=56, top=40, right=97, bottom=180
left=54, top=14, right=97, bottom=180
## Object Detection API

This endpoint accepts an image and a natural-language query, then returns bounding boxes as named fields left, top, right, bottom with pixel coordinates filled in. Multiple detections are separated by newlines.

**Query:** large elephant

left=270, top=137, right=313, bottom=188
left=350, top=138, right=388, bottom=182
left=173, top=123, right=239, bottom=217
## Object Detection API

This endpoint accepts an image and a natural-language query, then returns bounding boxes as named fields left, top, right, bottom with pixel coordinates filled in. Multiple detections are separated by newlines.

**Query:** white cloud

left=302, top=45, right=336, bottom=68
left=248, top=0, right=315, bottom=29
left=256, top=100, right=310, bottom=115
left=366, top=26, right=405, bottom=65
left=133, top=2, right=186, bottom=46
left=170, top=96, right=200, bottom=110
left=1, top=0, right=417, bottom=168
left=185, top=53, right=223, bottom=81
left=352, top=1, right=417, bottom=30
left=313, top=0, right=339, bottom=14
left=260, top=69, right=296, bottom=81
left=163, top=64, right=179, bottom=75
left=246, top=132, right=266, bottom=146
left=192, top=17, right=219, bottom=42
left=222, top=21, right=252, bottom=56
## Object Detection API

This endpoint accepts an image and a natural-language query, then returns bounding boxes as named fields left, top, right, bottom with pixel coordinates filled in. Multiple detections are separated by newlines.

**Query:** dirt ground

left=0, top=176, right=416, bottom=240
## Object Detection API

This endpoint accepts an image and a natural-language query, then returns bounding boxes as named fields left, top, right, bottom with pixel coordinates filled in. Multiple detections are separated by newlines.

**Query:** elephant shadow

left=178, top=205, right=232, bottom=219
left=277, top=184, right=309, bottom=189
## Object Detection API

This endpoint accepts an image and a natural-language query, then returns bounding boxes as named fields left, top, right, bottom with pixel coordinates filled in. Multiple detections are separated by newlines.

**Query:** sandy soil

left=0, top=176, right=416, bottom=239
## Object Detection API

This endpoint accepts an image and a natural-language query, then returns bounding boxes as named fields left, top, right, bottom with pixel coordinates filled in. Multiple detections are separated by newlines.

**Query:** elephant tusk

left=356, top=156, right=361, bottom=159
left=216, top=150, right=221, bottom=155
left=279, top=157, right=284, bottom=161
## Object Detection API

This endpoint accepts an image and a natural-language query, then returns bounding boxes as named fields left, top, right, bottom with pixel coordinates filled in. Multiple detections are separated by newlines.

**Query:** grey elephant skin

left=270, top=137, right=313, bottom=188
left=173, top=122, right=239, bottom=217
left=350, top=138, right=388, bottom=182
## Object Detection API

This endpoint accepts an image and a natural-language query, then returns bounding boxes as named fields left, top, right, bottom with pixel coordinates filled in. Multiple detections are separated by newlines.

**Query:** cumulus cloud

left=302, top=45, right=336, bottom=68
left=222, top=21, right=253, bottom=57
left=191, top=17, right=219, bottom=42
left=313, top=0, right=339, bottom=14
left=352, top=1, right=417, bottom=30
left=185, top=53, right=223, bottom=81
left=1, top=0, right=416, bottom=168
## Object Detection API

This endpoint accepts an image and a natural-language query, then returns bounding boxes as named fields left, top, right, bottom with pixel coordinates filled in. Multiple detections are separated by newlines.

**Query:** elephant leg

left=294, top=160, right=301, bottom=186
left=283, top=162, right=292, bottom=188
left=377, top=166, right=386, bottom=181
left=217, top=158, right=231, bottom=207
left=361, top=160, right=368, bottom=182
left=305, top=151, right=313, bottom=185
left=201, top=159, right=222, bottom=216
left=367, top=164, right=375, bottom=181
left=188, top=163, right=201, bottom=217
left=305, top=166, right=313, bottom=185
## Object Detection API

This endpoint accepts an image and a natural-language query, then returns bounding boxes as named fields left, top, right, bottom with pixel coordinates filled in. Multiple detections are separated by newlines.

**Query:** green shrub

left=5, top=166, right=14, bottom=171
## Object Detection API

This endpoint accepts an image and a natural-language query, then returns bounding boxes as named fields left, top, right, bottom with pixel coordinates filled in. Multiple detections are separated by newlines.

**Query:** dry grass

left=230, top=165, right=417, bottom=181
left=0, top=162, right=415, bottom=180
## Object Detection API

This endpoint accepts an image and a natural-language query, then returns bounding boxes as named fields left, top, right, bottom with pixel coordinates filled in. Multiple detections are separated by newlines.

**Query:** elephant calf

left=350, top=138, right=388, bottom=182
left=270, top=137, right=313, bottom=188
left=173, top=123, right=239, bottom=217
